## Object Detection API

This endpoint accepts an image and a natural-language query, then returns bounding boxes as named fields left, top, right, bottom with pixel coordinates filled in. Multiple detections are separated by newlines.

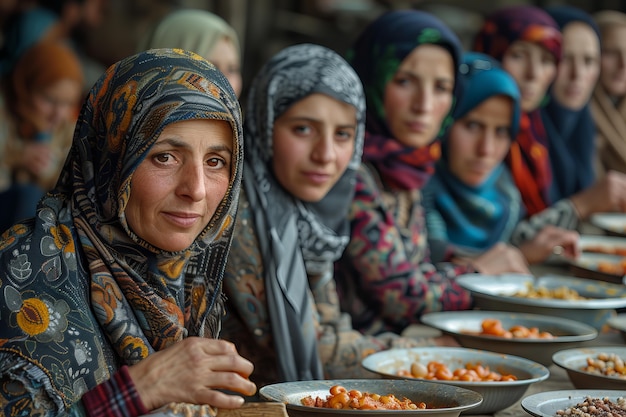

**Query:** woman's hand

left=570, top=171, right=626, bottom=219
left=127, top=337, right=257, bottom=411
left=466, top=242, right=530, bottom=275
left=517, top=225, right=580, bottom=265
left=20, top=142, right=55, bottom=177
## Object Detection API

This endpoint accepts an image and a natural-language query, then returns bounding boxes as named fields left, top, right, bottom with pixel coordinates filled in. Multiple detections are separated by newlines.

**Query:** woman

left=334, top=10, right=529, bottom=337
left=542, top=5, right=601, bottom=203
left=475, top=5, right=626, bottom=228
left=0, top=40, right=84, bottom=233
left=590, top=10, right=626, bottom=175
left=140, top=8, right=242, bottom=98
left=0, top=48, right=256, bottom=416
left=221, top=43, right=434, bottom=388
left=423, top=52, right=579, bottom=265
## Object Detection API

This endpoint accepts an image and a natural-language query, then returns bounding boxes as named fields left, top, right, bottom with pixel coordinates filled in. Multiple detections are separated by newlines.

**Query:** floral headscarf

left=474, top=5, right=562, bottom=215
left=0, top=48, right=243, bottom=408
left=347, top=10, right=462, bottom=190
left=240, top=43, right=365, bottom=381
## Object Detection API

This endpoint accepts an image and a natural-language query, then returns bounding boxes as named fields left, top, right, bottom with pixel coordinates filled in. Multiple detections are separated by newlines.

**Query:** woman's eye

left=154, top=153, right=174, bottom=164
left=207, top=157, right=226, bottom=168
left=336, top=129, right=355, bottom=142
left=294, top=125, right=312, bottom=135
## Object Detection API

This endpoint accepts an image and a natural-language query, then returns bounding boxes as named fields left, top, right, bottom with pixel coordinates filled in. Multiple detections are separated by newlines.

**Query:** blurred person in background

left=0, top=40, right=83, bottom=232
left=591, top=10, right=626, bottom=175
left=140, top=8, right=242, bottom=98
left=542, top=5, right=601, bottom=204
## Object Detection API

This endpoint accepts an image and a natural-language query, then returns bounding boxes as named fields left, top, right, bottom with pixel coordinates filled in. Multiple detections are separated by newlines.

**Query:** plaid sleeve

left=81, top=366, right=149, bottom=417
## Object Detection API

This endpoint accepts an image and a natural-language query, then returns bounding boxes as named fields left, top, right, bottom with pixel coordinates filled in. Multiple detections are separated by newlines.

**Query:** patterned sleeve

left=0, top=354, right=147, bottom=417
left=309, top=269, right=441, bottom=379
left=509, top=199, right=581, bottom=247
left=335, top=165, right=473, bottom=335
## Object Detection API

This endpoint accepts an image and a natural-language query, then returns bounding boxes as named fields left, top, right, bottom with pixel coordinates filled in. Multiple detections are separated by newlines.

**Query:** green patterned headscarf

left=0, top=48, right=243, bottom=410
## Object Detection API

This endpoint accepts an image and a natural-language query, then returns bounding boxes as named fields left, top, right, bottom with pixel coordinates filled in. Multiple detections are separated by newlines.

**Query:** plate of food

left=568, top=235, right=626, bottom=283
left=521, top=390, right=626, bottom=417
left=552, top=346, right=626, bottom=389
left=259, top=379, right=483, bottom=417
left=360, top=347, right=548, bottom=415
left=420, top=310, right=597, bottom=366
left=590, top=213, right=626, bottom=237
left=454, top=274, right=626, bottom=329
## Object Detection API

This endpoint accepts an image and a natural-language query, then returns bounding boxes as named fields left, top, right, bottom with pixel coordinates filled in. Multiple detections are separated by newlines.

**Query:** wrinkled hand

left=127, top=337, right=257, bottom=411
left=570, top=171, right=626, bottom=219
left=20, top=142, right=55, bottom=177
left=518, top=225, right=580, bottom=265
left=467, top=242, right=530, bottom=275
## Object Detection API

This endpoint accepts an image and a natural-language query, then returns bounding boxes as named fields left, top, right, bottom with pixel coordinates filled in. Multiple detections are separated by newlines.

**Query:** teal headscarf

left=423, top=52, right=522, bottom=261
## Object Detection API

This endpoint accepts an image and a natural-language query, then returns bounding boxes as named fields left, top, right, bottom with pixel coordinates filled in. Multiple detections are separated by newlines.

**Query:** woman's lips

left=163, top=212, right=201, bottom=227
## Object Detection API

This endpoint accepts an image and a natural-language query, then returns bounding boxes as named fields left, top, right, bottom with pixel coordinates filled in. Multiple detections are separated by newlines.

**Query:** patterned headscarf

left=347, top=10, right=462, bottom=190
left=543, top=6, right=599, bottom=202
left=474, top=5, right=561, bottom=216
left=139, top=9, right=240, bottom=63
left=0, top=49, right=243, bottom=408
left=242, top=43, right=365, bottom=381
left=424, top=52, right=522, bottom=260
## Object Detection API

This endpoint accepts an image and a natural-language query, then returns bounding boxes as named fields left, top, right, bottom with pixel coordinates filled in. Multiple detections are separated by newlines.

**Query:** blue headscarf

left=542, top=5, right=600, bottom=202
left=423, top=52, right=522, bottom=261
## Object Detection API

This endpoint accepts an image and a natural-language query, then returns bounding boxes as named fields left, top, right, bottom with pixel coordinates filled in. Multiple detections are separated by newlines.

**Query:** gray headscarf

left=243, top=43, right=365, bottom=381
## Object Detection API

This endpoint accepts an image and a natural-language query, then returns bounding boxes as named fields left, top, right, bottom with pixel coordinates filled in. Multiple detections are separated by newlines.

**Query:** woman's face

left=502, top=40, right=557, bottom=112
left=599, top=25, right=626, bottom=97
left=383, top=44, right=454, bottom=148
left=126, top=119, right=233, bottom=252
left=272, top=93, right=357, bottom=202
left=208, top=37, right=242, bottom=98
left=31, top=78, right=82, bottom=131
left=447, top=95, right=513, bottom=187
left=551, top=22, right=600, bottom=110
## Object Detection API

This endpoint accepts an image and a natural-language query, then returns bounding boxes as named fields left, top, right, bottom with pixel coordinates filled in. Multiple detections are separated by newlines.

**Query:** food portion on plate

left=521, top=390, right=626, bottom=417
left=455, top=274, right=626, bottom=329
left=259, top=379, right=483, bottom=416
left=300, top=384, right=427, bottom=410
left=568, top=235, right=626, bottom=283
left=552, top=346, right=626, bottom=389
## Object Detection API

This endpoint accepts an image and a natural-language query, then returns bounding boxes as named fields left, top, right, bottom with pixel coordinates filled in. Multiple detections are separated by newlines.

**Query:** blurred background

left=11, top=0, right=626, bottom=102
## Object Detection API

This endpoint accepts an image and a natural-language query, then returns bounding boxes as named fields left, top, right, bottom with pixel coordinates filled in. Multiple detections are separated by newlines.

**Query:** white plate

left=455, top=274, right=626, bottom=309
left=590, top=213, right=626, bottom=237
left=455, top=274, right=626, bottom=329
left=578, top=234, right=626, bottom=254
left=521, top=390, right=626, bottom=417
left=552, top=346, right=626, bottom=389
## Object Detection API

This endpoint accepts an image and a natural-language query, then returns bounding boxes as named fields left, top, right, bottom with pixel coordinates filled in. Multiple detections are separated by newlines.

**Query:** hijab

left=242, top=43, right=365, bottom=381
left=474, top=5, right=561, bottom=216
left=424, top=52, right=522, bottom=260
left=139, top=9, right=240, bottom=63
left=0, top=48, right=243, bottom=406
left=542, top=6, right=599, bottom=202
left=0, top=8, right=57, bottom=76
left=10, top=40, right=84, bottom=138
left=590, top=10, right=626, bottom=175
left=347, top=10, right=462, bottom=190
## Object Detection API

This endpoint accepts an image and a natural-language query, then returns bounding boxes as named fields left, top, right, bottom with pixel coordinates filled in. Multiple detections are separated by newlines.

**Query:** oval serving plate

left=420, top=310, right=597, bottom=366
left=590, top=213, right=626, bottom=237
left=454, top=274, right=626, bottom=330
left=521, top=390, right=626, bottom=417
left=259, top=379, right=483, bottom=417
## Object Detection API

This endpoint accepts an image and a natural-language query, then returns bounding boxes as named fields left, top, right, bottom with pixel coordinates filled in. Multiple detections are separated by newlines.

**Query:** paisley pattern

left=0, top=48, right=243, bottom=416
